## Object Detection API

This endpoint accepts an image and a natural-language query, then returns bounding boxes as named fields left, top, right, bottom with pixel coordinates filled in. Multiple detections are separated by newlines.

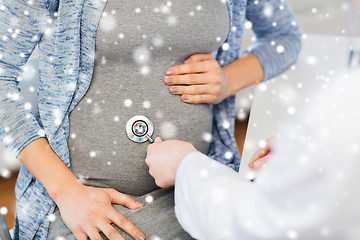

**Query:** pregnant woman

left=0, top=0, right=301, bottom=239
left=48, top=0, right=229, bottom=239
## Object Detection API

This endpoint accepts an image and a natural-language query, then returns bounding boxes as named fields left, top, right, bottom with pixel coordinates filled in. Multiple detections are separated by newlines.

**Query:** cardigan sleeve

left=244, top=0, right=302, bottom=81
left=0, top=0, right=51, bottom=159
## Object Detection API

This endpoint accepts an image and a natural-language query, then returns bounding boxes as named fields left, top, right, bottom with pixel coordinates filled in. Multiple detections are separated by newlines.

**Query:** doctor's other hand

left=54, top=183, right=146, bottom=240
left=248, top=136, right=275, bottom=170
left=145, top=137, right=198, bottom=188
left=164, top=53, right=232, bottom=104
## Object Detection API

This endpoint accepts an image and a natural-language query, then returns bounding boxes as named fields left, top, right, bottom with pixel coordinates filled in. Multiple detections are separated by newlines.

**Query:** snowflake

left=0, top=206, right=8, bottom=215
left=160, top=5, right=170, bottom=14
left=287, top=106, right=296, bottom=115
left=200, top=169, right=208, bottom=177
left=167, top=15, right=177, bottom=25
left=224, top=151, right=233, bottom=159
left=101, top=56, right=107, bottom=65
left=222, top=120, right=230, bottom=129
left=156, top=110, right=164, bottom=119
left=133, top=47, right=151, bottom=65
left=246, top=172, right=256, bottom=181
left=140, top=65, right=150, bottom=75
left=287, top=230, right=298, bottom=239
left=306, top=55, right=318, bottom=66
left=3, top=135, right=12, bottom=144
left=47, top=213, right=56, bottom=222
left=160, top=121, right=177, bottom=138
left=244, top=21, right=253, bottom=29
left=149, top=235, right=162, bottom=240
left=276, top=45, right=285, bottom=53
left=202, top=132, right=213, bottom=142
left=54, top=118, right=62, bottom=126
left=0, top=169, right=11, bottom=179
left=99, top=12, right=116, bottom=32
left=258, top=83, right=267, bottom=92
left=236, top=110, right=247, bottom=120
left=143, top=100, right=151, bottom=109
left=145, top=195, right=154, bottom=203
left=222, top=43, right=230, bottom=51
left=152, top=35, right=164, bottom=47
left=38, top=129, right=46, bottom=137
left=92, top=106, right=101, bottom=115
left=124, top=99, right=132, bottom=107
left=263, top=4, right=274, bottom=17
left=89, top=151, right=96, bottom=157
left=258, top=140, right=267, bottom=148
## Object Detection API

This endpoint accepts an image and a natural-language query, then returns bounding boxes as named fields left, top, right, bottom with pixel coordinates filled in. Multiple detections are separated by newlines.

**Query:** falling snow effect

left=160, top=121, right=177, bottom=139
left=99, top=12, right=116, bottom=32
left=202, top=132, right=213, bottom=143
left=0, top=206, right=8, bottom=215
left=124, top=99, right=133, bottom=107
left=145, top=195, right=154, bottom=203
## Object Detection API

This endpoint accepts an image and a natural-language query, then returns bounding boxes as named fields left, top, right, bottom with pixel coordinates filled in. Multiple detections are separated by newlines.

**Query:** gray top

left=68, top=0, right=230, bottom=196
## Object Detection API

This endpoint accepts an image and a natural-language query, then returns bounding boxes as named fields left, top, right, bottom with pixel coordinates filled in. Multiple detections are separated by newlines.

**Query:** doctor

left=145, top=68, right=360, bottom=239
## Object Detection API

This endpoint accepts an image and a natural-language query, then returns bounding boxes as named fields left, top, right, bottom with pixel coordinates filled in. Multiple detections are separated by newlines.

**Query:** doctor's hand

left=248, top=136, right=275, bottom=170
left=164, top=53, right=232, bottom=104
left=55, top=183, right=146, bottom=240
left=145, top=137, right=198, bottom=188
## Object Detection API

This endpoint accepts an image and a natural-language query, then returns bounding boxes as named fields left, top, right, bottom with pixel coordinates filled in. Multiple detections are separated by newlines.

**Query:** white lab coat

left=174, top=69, right=360, bottom=240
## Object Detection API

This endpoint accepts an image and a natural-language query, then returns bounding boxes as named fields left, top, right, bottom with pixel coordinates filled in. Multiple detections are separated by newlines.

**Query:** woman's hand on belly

left=164, top=53, right=232, bottom=104
left=55, top=183, right=146, bottom=240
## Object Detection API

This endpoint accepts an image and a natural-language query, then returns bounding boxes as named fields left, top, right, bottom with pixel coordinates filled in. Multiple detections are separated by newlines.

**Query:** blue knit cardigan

left=0, top=0, right=301, bottom=238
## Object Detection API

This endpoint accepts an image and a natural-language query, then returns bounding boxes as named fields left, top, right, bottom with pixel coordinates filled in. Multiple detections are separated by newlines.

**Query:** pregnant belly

left=68, top=60, right=213, bottom=196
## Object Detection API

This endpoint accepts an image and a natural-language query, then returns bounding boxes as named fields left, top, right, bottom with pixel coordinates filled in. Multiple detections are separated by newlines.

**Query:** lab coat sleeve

left=0, top=0, right=51, bottom=158
left=174, top=148, right=341, bottom=240
left=174, top=151, right=264, bottom=240
left=244, top=0, right=303, bottom=81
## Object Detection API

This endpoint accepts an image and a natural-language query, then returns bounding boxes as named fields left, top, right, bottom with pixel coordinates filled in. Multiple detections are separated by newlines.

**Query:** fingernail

left=182, top=95, right=188, bottom=100
left=184, top=59, right=192, bottom=64
left=136, top=233, right=146, bottom=240
left=170, top=87, right=178, bottom=93
left=164, top=76, right=172, bottom=84
left=166, top=69, right=174, bottom=75
left=136, top=201, right=144, bottom=207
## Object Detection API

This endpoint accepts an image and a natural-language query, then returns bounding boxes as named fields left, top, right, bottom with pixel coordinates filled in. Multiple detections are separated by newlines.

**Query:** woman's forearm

left=222, top=53, right=264, bottom=96
left=17, top=138, right=81, bottom=202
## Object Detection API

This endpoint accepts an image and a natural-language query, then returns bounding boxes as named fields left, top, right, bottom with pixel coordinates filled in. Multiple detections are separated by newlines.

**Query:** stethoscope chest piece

left=126, top=115, right=154, bottom=143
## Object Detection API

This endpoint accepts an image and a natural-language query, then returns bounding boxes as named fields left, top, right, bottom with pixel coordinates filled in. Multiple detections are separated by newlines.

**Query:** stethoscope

left=348, top=0, right=360, bottom=68
left=126, top=115, right=154, bottom=143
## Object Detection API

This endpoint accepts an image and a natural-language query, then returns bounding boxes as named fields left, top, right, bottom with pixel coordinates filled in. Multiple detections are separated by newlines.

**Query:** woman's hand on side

left=164, top=54, right=232, bottom=104
left=54, top=182, right=145, bottom=240
left=248, top=136, right=275, bottom=170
